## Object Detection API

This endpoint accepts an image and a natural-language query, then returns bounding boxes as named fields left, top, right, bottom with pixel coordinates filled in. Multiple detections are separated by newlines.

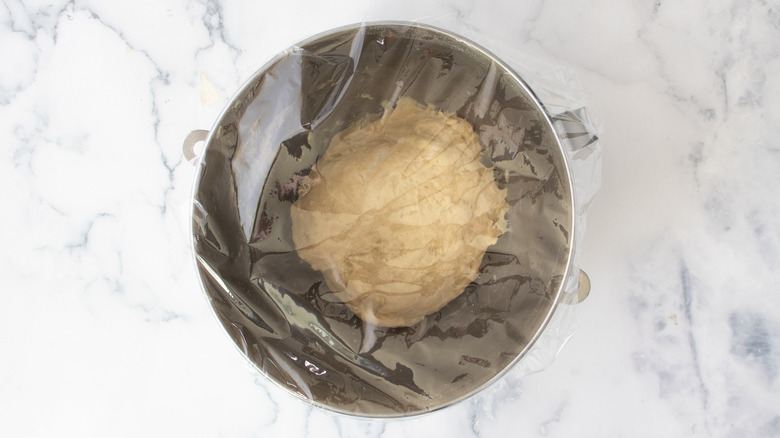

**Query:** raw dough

left=291, top=98, right=507, bottom=327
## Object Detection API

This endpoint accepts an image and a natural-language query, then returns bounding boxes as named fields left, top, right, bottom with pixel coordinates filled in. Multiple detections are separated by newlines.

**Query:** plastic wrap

left=188, top=22, right=601, bottom=417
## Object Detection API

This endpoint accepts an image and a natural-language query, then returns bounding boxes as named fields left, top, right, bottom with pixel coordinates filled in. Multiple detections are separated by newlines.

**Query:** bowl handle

left=577, top=270, right=591, bottom=302
left=182, top=129, right=209, bottom=163
left=552, top=108, right=599, bottom=151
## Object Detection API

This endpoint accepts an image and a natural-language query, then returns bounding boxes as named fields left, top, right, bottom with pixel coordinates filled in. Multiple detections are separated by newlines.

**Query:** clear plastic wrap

left=187, top=22, right=601, bottom=417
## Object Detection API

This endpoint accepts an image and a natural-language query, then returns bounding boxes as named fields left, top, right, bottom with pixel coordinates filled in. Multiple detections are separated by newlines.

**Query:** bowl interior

left=192, top=22, right=573, bottom=417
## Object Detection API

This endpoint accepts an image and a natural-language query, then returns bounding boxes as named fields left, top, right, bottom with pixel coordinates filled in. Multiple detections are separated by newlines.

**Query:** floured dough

left=291, top=97, right=507, bottom=327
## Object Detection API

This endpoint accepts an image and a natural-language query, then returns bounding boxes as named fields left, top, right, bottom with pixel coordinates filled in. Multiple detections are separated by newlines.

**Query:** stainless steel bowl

left=187, top=22, right=586, bottom=417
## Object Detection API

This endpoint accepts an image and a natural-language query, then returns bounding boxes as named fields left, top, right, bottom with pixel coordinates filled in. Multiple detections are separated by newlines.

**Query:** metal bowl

left=188, top=22, right=578, bottom=417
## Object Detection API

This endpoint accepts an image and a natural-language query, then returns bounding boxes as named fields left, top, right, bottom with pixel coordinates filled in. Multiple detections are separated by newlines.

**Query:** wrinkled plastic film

left=191, top=22, right=601, bottom=417
left=449, top=23, right=601, bottom=382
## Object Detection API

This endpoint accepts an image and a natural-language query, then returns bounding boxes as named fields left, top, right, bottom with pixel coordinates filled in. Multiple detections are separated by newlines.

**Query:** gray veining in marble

left=1, top=0, right=779, bottom=436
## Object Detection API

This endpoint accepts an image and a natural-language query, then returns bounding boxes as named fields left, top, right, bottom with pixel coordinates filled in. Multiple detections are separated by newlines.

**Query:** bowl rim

left=187, top=20, right=578, bottom=418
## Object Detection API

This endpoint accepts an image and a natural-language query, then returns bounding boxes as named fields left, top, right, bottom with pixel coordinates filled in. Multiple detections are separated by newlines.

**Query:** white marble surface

left=2, top=0, right=779, bottom=436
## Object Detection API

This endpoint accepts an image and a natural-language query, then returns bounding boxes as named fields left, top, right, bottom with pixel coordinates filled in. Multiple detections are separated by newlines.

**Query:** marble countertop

left=2, top=0, right=779, bottom=436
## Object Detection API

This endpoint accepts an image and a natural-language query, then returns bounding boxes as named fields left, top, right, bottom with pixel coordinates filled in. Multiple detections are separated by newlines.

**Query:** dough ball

left=291, top=97, right=507, bottom=327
